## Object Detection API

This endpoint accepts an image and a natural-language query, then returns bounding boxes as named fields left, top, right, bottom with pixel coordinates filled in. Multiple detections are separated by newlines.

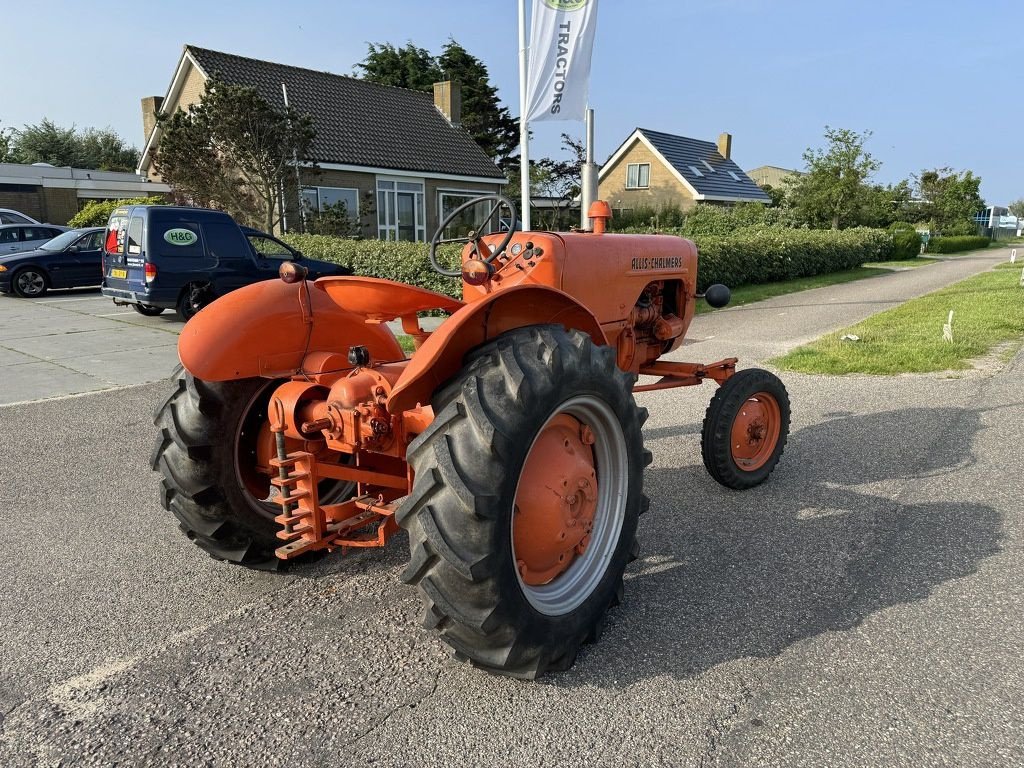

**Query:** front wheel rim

left=17, top=271, right=44, bottom=295
left=730, top=391, right=782, bottom=470
left=512, top=395, right=628, bottom=616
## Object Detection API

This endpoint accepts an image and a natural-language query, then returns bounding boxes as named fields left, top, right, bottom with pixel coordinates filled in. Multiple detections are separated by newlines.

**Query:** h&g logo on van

left=164, top=228, right=198, bottom=246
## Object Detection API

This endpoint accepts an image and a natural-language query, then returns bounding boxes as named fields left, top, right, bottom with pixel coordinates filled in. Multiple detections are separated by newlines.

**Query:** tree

left=0, top=121, right=13, bottom=162
left=786, top=127, right=881, bottom=229
left=356, top=40, right=519, bottom=170
left=436, top=41, right=519, bottom=169
left=503, top=134, right=584, bottom=229
left=759, top=183, right=786, bottom=208
left=154, top=77, right=316, bottom=231
left=1009, top=199, right=1024, bottom=231
left=356, top=42, right=442, bottom=90
left=7, top=119, right=139, bottom=171
left=859, top=180, right=914, bottom=229
left=914, top=168, right=984, bottom=234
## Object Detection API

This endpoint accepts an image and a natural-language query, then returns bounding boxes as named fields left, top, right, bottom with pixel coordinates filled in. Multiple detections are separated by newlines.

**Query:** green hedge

left=281, top=234, right=464, bottom=299
left=283, top=226, right=896, bottom=297
left=68, top=196, right=167, bottom=228
left=925, top=235, right=990, bottom=254
left=690, top=227, right=894, bottom=291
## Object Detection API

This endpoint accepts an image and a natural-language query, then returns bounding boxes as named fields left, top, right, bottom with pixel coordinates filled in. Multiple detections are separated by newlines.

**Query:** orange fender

left=178, top=279, right=404, bottom=381
left=387, top=284, right=607, bottom=414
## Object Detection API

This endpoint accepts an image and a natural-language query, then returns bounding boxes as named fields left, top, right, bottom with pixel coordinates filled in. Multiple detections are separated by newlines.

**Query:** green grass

left=696, top=267, right=886, bottom=315
left=864, top=257, right=938, bottom=269
left=772, top=267, right=1024, bottom=375
left=396, top=334, right=416, bottom=353
left=995, top=260, right=1024, bottom=270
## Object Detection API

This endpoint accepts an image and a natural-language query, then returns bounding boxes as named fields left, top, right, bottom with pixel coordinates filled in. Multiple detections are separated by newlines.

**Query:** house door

left=377, top=177, right=425, bottom=241
left=396, top=192, right=416, bottom=242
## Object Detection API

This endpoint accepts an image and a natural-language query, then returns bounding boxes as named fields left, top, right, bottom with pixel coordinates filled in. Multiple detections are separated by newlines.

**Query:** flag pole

left=518, top=0, right=531, bottom=231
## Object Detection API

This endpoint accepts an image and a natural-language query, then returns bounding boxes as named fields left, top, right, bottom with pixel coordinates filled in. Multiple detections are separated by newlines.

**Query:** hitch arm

left=634, top=358, right=737, bottom=392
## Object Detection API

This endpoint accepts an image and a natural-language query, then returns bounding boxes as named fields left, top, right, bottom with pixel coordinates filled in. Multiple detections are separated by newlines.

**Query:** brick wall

left=598, top=140, right=695, bottom=212
left=0, top=187, right=44, bottom=221
left=42, top=188, right=79, bottom=225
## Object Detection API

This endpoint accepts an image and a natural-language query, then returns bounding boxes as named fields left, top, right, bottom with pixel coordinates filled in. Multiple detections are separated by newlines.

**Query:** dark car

left=100, top=205, right=350, bottom=319
left=0, top=227, right=105, bottom=298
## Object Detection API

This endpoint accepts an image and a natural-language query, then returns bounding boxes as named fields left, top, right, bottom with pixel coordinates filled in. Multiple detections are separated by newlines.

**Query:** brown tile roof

left=186, top=45, right=505, bottom=180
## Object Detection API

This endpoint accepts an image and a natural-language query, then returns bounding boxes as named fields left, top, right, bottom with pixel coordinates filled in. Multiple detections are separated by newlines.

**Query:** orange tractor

left=153, top=196, right=789, bottom=678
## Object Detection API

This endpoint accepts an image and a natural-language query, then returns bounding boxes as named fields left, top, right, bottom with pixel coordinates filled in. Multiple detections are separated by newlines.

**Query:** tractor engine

left=618, top=280, right=687, bottom=371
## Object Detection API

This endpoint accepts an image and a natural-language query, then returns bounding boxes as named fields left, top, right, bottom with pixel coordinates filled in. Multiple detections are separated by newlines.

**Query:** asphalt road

left=0, top=248, right=1021, bottom=766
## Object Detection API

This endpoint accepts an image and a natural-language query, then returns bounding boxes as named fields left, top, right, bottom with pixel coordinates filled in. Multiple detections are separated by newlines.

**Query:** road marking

left=0, top=380, right=162, bottom=408
left=37, top=297, right=106, bottom=304
left=97, top=312, right=135, bottom=317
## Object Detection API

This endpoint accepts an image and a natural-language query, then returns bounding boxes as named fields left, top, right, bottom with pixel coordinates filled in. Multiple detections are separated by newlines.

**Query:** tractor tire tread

left=398, top=324, right=645, bottom=679
left=151, top=367, right=282, bottom=570
left=700, top=367, right=791, bottom=490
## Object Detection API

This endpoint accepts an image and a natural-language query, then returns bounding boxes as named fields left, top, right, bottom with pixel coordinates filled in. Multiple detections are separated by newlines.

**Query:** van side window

left=202, top=221, right=251, bottom=262
left=127, top=217, right=144, bottom=255
left=153, top=221, right=203, bottom=257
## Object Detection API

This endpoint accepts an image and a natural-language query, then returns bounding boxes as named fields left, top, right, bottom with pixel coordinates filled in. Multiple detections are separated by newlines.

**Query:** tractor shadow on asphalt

left=556, top=405, right=1004, bottom=688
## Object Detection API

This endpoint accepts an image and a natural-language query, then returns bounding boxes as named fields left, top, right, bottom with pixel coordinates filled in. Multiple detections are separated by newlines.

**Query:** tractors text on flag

left=524, top=0, right=599, bottom=123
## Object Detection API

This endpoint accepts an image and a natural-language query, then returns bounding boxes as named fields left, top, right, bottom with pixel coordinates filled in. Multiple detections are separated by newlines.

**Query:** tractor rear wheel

left=151, top=366, right=353, bottom=569
left=701, top=368, right=790, bottom=490
left=398, top=325, right=649, bottom=678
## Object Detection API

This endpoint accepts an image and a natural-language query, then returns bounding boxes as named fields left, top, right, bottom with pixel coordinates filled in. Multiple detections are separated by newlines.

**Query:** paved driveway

left=0, top=249, right=1020, bottom=766
left=0, top=290, right=182, bottom=405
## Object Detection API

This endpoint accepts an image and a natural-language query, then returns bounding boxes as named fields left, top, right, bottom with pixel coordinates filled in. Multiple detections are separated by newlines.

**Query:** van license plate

left=110, top=269, right=127, bottom=279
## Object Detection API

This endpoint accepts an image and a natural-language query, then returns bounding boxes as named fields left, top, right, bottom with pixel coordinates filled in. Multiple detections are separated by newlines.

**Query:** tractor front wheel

left=701, top=368, right=790, bottom=489
left=398, top=325, right=649, bottom=678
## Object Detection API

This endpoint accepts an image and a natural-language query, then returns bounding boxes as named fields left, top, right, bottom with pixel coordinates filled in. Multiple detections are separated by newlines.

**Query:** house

left=137, top=45, right=506, bottom=240
left=0, top=163, right=169, bottom=225
left=597, top=128, right=770, bottom=213
left=747, top=165, right=803, bottom=189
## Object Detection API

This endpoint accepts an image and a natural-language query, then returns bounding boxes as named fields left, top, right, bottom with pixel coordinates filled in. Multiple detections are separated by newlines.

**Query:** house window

left=301, top=187, right=359, bottom=217
left=688, top=165, right=704, bottom=178
left=377, top=178, right=425, bottom=242
left=727, top=171, right=742, bottom=182
left=626, top=163, right=650, bottom=189
left=438, top=191, right=502, bottom=239
left=701, top=160, right=716, bottom=173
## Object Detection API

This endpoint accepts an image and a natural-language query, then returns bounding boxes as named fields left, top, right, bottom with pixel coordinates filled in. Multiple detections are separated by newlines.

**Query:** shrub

left=691, top=227, right=894, bottom=291
left=890, top=228, right=922, bottom=259
left=925, top=235, right=990, bottom=254
left=68, top=196, right=167, bottom=227
left=281, top=227, right=896, bottom=297
left=280, top=234, right=464, bottom=298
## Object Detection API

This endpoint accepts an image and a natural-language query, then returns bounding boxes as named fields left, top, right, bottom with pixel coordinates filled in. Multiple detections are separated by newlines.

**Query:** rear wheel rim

left=17, top=271, right=44, bottom=296
left=730, top=391, right=782, bottom=471
left=234, top=380, right=354, bottom=522
left=512, top=395, right=627, bottom=616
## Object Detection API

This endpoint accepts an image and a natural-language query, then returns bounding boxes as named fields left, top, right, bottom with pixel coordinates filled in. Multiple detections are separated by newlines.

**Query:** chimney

left=433, top=81, right=461, bottom=128
left=141, top=96, right=164, bottom=144
left=717, top=132, right=732, bottom=160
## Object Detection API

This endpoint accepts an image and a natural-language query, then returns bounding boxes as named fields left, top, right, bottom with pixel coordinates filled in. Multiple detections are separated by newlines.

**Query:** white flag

left=525, top=0, right=599, bottom=122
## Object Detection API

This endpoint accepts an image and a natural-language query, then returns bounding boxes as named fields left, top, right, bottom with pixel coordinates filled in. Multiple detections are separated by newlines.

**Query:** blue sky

left=3, top=1, right=1021, bottom=202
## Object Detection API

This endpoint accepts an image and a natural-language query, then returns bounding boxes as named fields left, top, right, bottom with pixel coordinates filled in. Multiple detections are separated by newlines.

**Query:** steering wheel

left=429, top=194, right=518, bottom=277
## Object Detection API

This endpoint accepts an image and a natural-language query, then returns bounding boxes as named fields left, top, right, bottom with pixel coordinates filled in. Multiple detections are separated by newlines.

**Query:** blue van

left=100, top=205, right=349, bottom=319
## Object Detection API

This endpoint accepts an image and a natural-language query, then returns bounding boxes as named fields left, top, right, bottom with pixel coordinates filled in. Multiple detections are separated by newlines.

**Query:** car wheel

left=177, top=283, right=212, bottom=321
left=132, top=303, right=166, bottom=317
left=12, top=268, right=48, bottom=298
